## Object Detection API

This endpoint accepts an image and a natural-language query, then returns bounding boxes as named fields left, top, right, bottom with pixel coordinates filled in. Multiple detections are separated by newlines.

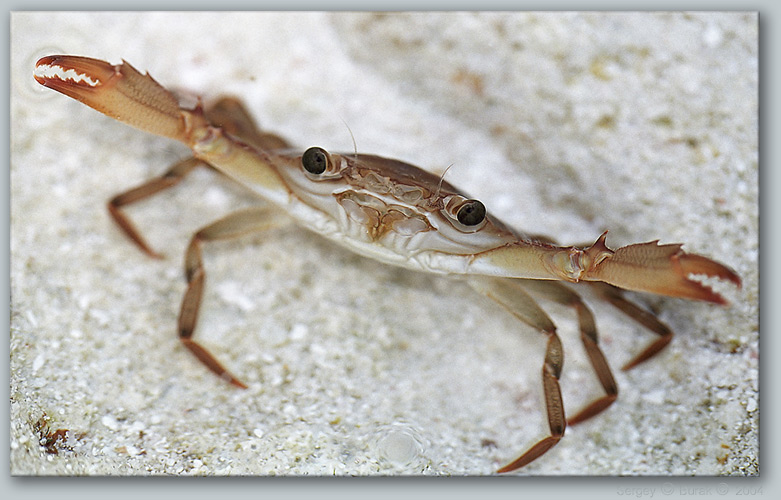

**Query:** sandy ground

left=10, top=12, right=757, bottom=475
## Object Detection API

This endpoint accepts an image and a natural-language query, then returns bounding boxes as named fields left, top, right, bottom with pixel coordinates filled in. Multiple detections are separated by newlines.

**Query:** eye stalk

left=302, top=146, right=331, bottom=175
left=457, top=199, right=486, bottom=226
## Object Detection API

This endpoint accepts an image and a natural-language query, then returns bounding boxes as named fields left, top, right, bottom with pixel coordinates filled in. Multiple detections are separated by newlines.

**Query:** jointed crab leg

left=469, top=277, right=620, bottom=471
left=180, top=206, right=282, bottom=389
left=105, top=95, right=291, bottom=259
left=469, top=277, right=566, bottom=473
left=517, top=280, right=619, bottom=426
left=589, top=283, right=674, bottom=371
left=108, top=157, right=207, bottom=258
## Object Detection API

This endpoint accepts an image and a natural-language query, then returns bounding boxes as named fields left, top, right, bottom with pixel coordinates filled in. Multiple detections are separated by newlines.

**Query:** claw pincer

left=35, top=56, right=186, bottom=141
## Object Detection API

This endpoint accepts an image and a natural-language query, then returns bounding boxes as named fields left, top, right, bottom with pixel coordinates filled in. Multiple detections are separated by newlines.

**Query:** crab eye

left=456, top=199, right=486, bottom=226
left=302, top=147, right=331, bottom=175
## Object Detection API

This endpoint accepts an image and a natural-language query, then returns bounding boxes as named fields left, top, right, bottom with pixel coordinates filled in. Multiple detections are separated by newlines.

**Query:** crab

left=33, top=55, right=741, bottom=472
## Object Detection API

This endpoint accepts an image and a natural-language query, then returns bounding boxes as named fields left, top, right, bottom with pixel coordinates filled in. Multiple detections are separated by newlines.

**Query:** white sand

left=10, top=12, right=757, bottom=475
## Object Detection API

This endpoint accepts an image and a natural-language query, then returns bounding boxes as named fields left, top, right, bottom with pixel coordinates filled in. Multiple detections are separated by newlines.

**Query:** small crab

left=33, top=55, right=740, bottom=472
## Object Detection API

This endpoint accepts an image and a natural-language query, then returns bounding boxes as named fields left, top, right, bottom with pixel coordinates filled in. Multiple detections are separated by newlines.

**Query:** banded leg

left=588, top=282, right=673, bottom=370
left=517, top=280, right=618, bottom=426
left=179, top=206, right=282, bottom=389
left=468, top=277, right=565, bottom=473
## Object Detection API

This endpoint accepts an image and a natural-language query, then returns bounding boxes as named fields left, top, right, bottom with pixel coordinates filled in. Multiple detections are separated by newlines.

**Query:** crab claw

left=465, top=231, right=740, bottom=305
left=580, top=235, right=741, bottom=304
left=34, top=55, right=186, bottom=142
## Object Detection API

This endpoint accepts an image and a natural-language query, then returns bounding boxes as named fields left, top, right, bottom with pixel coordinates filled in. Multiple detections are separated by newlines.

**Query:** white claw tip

left=34, top=63, right=100, bottom=87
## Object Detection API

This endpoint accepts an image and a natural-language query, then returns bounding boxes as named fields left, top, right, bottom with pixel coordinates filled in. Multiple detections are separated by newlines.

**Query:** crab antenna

left=435, top=163, right=455, bottom=200
left=339, top=117, right=358, bottom=160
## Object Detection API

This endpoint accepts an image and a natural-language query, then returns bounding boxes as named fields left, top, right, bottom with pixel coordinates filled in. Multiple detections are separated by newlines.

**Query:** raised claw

left=34, top=55, right=186, bottom=142
left=580, top=237, right=742, bottom=304
left=34, top=54, right=290, bottom=205
left=466, top=231, right=739, bottom=304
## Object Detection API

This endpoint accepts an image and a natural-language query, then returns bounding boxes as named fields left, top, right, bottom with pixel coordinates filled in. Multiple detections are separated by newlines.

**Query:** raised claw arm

left=34, top=55, right=187, bottom=142
left=466, top=232, right=740, bottom=304
left=35, top=55, right=291, bottom=205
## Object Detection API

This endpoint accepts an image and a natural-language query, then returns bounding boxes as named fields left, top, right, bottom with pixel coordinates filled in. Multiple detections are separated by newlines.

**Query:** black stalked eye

left=456, top=199, right=486, bottom=226
left=302, top=147, right=330, bottom=175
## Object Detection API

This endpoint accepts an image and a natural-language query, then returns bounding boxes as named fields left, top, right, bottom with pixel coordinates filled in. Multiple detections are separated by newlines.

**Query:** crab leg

left=180, top=206, right=283, bottom=389
left=108, top=157, right=207, bottom=258
left=105, top=96, right=290, bottom=259
left=588, top=282, right=674, bottom=370
left=203, top=97, right=291, bottom=151
left=468, top=277, right=566, bottom=473
left=516, top=280, right=619, bottom=426
left=34, top=56, right=297, bottom=388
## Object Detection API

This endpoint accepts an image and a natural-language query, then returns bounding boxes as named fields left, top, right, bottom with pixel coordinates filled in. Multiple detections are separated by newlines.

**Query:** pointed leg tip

left=213, top=367, right=249, bottom=390
left=227, top=376, right=249, bottom=390
left=566, top=395, right=618, bottom=426
left=138, top=244, right=165, bottom=260
left=496, top=463, right=519, bottom=474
